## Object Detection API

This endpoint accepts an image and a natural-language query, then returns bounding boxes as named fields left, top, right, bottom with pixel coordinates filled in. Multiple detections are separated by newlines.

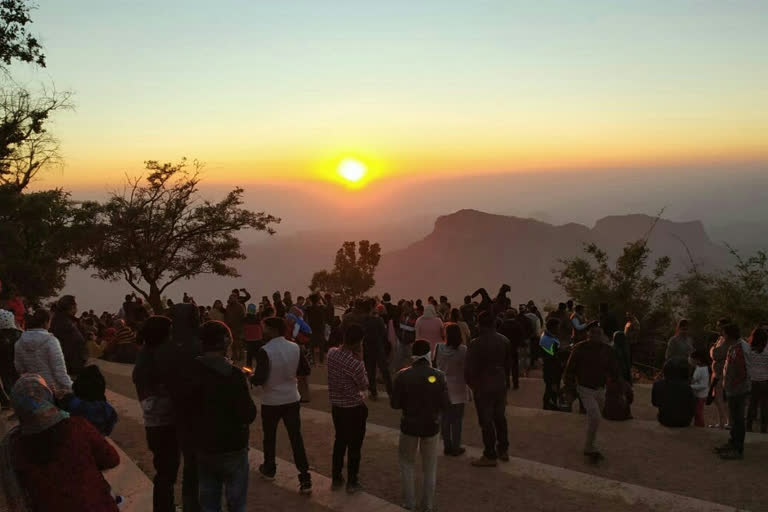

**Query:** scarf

left=10, top=375, right=69, bottom=436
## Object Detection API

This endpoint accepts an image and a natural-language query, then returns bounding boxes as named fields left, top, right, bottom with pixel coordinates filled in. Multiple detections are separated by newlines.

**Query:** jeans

left=364, top=344, right=392, bottom=397
left=728, top=392, right=748, bottom=454
left=146, top=425, right=181, bottom=512
left=197, top=449, right=249, bottom=512
left=474, top=391, right=508, bottom=459
left=578, top=385, right=606, bottom=453
left=441, top=403, right=465, bottom=452
left=747, top=380, right=768, bottom=432
left=399, top=433, right=439, bottom=512
left=261, top=402, right=311, bottom=483
left=331, top=405, right=368, bottom=483
left=178, top=430, right=200, bottom=512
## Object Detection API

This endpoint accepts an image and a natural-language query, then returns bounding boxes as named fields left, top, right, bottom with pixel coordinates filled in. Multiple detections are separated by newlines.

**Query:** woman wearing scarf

left=415, top=304, right=445, bottom=357
left=0, top=374, right=120, bottom=511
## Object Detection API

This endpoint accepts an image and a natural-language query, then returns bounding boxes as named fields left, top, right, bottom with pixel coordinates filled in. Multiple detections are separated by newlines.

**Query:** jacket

left=14, top=329, right=73, bottom=394
left=498, top=318, right=525, bottom=352
left=133, top=346, right=175, bottom=427
left=251, top=336, right=311, bottom=406
left=433, top=344, right=469, bottom=404
left=153, top=336, right=203, bottom=442
left=724, top=339, right=752, bottom=396
left=652, top=359, right=695, bottom=427
left=390, top=359, right=450, bottom=437
left=170, top=303, right=201, bottom=345
left=186, top=354, right=257, bottom=454
left=563, top=339, right=619, bottom=391
left=61, top=395, right=118, bottom=436
left=465, top=327, right=511, bottom=395
left=50, top=312, right=86, bottom=375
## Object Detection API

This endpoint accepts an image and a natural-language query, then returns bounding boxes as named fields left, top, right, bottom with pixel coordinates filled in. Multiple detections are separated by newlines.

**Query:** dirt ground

left=104, top=364, right=767, bottom=512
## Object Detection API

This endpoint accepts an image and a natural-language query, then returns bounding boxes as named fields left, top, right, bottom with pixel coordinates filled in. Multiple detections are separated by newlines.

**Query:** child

left=690, top=350, right=710, bottom=427
left=62, top=365, right=118, bottom=436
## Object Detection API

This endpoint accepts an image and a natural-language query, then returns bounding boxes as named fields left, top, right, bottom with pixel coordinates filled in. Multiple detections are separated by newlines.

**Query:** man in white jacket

left=14, top=309, right=72, bottom=395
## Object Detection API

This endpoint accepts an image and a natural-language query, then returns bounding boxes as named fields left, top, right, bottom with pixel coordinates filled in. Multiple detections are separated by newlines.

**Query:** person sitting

left=61, top=365, right=118, bottom=436
left=652, top=359, right=696, bottom=427
left=0, top=374, right=120, bottom=511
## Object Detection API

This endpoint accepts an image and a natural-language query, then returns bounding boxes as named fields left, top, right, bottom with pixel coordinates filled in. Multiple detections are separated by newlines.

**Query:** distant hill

left=373, top=210, right=733, bottom=305
left=65, top=209, right=736, bottom=312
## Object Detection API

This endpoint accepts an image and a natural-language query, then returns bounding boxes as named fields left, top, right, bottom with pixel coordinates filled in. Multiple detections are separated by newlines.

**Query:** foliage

left=309, top=240, right=381, bottom=305
left=676, top=248, right=768, bottom=335
left=0, top=87, right=72, bottom=191
left=0, top=0, right=46, bottom=69
left=554, top=240, right=671, bottom=321
left=83, top=159, right=279, bottom=311
left=0, top=185, right=99, bottom=304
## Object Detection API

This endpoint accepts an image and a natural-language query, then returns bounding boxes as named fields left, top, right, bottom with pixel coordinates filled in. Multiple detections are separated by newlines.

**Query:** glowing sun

left=337, top=158, right=367, bottom=183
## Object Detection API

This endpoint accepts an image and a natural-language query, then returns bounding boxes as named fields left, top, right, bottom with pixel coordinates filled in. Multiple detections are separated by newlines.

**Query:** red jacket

left=13, top=417, right=120, bottom=512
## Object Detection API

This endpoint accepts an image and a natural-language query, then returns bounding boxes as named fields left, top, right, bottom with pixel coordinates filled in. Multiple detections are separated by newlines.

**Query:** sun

left=337, top=158, right=367, bottom=183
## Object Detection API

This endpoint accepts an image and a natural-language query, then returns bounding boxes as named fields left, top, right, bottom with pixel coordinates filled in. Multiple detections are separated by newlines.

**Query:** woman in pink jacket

left=415, top=304, right=445, bottom=357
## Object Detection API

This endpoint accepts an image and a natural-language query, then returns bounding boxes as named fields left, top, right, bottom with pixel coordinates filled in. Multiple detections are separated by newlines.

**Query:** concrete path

left=106, top=389, right=405, bottom=512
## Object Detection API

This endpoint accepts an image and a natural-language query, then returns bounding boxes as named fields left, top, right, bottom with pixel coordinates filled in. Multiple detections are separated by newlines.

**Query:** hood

left=196, top=354, right=234, bottom=376
left=17, top=329, right=56, bottom=353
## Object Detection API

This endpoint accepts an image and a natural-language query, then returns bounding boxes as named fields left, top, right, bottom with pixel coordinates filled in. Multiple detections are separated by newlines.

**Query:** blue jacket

left=539, top=331, right=560, bottom=358
left=63, top=396, right=118, bottom=436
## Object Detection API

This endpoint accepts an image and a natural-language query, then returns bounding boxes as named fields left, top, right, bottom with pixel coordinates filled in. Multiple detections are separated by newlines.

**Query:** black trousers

left=529, top=337, right=540, bottom=367
left=747, top=380, right=768, bottom=432
left=178, top=431, right=200, bottom=512
left=146, top=425, right=181, bottom=512
left=474, top=391, right=509, bottom=459
left=509, top=350, right=519, bottom=389
left=331, top=404, right=368, bottom=483
left=728, top=393, right=748, bottom=454
left=542, top=358, right=562, bottom=409
left=363, top=345, right=392, bottom=397
left=261, top=401, right=311, bottom=482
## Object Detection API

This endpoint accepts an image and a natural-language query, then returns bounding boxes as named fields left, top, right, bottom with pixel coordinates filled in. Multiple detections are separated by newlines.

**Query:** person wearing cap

left=250, top=316, right=313, bottom=494
left=465, top=311, right=512, bottom=467
left=0, top=374, right=120, bottom=511
left=563, top=321, right=619, bottom=463
left=390, top=339, right=450, bottom=512
left=185, top=321, right=257, bottom=512
left=0, top=309, right=21, bottom=410
left=15, top=309, right=73, bottom=396
left=133, top=316, right=183, bottom=512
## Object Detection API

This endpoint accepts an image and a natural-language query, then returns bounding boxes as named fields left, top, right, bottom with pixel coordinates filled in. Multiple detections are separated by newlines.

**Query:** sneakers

left=299, top=479, right=313, bottom=495
left=346, top=481, right=363, bottom=495
left=258, top=464, right=275, bottom=481
left=498, top=451, right=509, bottom=462
left=471, top=456, right=498, bottom=467
left=718, top=448, right=744, bottom=460
left=331, top=477, right=345, bottom=491
left=584, top=451, right=605, bottom=464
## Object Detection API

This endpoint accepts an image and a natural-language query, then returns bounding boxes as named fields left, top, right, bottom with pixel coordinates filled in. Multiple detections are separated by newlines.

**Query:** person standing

left=326, top=324, right=369, bottom=494
left=415, top=304, right=444, bottom=357
left=465, top=311, right=511, bottom=467
left=539, top=318, right=562, bottom=411
left=15, top=309, right=73, bottom=396
left=390, top=339, right=450, bottom=512
left=715, top=324, right=752, bottom=460
left=50, top=295, right=86, bottom=376
left=188, top=321, right=257, bottom=512
left=305, top=294, right=328, bottom=365
left=665, top=319, right=695, bottom=365
left=563, top=322, right=619, bottom=463
left=0, top=310, right=21, bottom=410
left=243, top=304, right=263, bottom=369
left=746, top=328, right=768, bottom=433
left=498, top=309, right=524, bottom=390
left=690, top=350, right=710, bottom=428
left=570, top=305, right=588, bottom=346
left=250, top=317, right=313, bottom=494
left=434, top=324, right=468, bottom=456
left=133, top=316, right=181, bottom=512
left=224, top=293, right=246, bottom=363
left=709, top=318, right=736, bottom=429
left=360, top=299, right=392, bottom=400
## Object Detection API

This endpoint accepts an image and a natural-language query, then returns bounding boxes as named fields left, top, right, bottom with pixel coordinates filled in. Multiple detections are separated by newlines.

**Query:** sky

left=12, top=0, right=766, bottom=195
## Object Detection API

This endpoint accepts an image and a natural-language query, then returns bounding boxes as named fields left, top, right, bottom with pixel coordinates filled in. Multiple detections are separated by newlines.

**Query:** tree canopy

left=0, top=0, right=46, bottom=69
left=310, top=240, right=381, bottom=305
left=84, top=159, right=280, bottom=311
left=0, top=186, right=98, bottom=304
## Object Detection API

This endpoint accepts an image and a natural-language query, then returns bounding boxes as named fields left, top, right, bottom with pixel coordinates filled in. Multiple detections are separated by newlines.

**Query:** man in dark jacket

left=498, top=309, right=525, bottom=390
left=465, top=311, right=512, bottom=467
left=563, top=322, right=619, bottom=463
left=186, top=321, right=257, bottom=512
left=652, top=358, right=696, bottom=428
left=51, top=295, right=86, bottom=376
left=391, top=339, right=449, bottom=512
left=347, top=299, right=392, bottom=400
left=169, top=299, right=200, bottom=347
left=305, top=294, right=328, bottom=364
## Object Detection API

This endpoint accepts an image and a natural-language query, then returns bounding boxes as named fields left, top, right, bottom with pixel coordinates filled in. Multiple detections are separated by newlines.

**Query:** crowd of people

left=0, top=281, right=767, bottom=511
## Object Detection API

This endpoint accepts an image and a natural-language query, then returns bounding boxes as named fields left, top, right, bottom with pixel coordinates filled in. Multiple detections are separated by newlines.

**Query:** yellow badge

left=427, top=375, right=437, bottom=383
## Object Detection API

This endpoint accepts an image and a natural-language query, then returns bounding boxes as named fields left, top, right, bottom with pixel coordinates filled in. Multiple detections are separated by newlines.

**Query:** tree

left=0, top=0, right=46, bottom=69
left=0, top=185, right=98, bottom=304
left=84, top=159, right=279, bottom=311
left=309, top=240, right=381, bottom=305
left=0, top=87, right=72, bottom=191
